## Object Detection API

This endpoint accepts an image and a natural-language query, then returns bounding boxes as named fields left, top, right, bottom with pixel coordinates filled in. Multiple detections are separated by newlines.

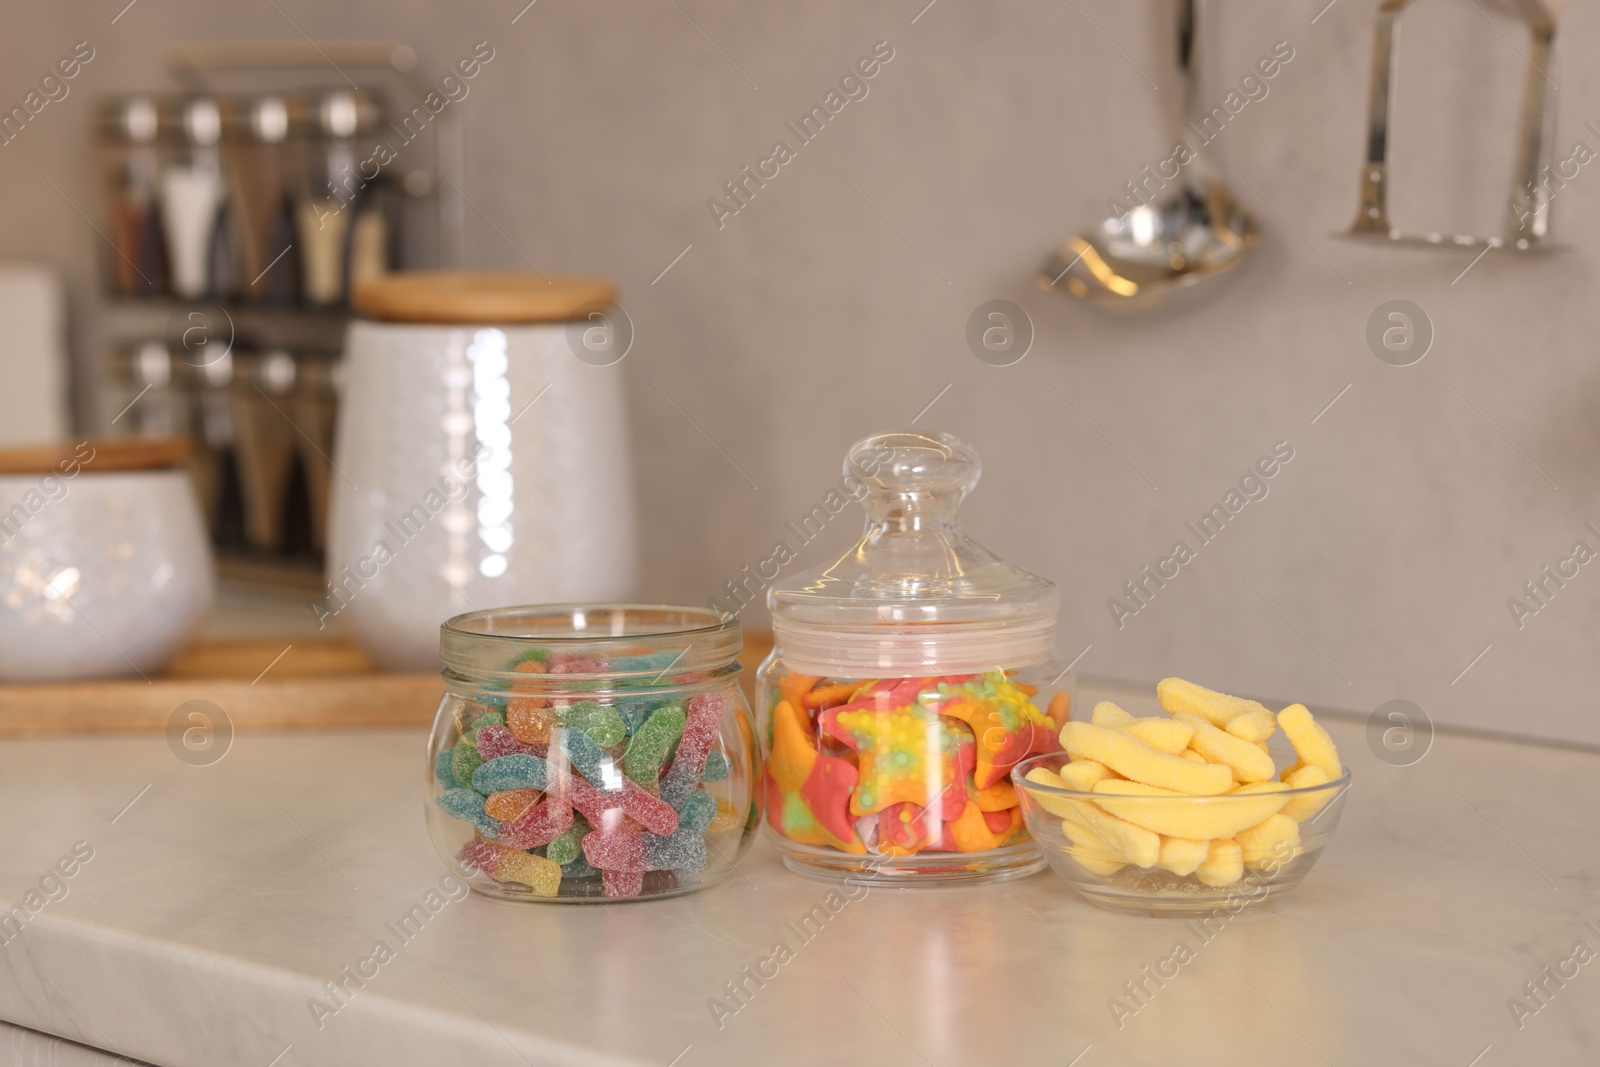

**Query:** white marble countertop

left=1, top=680, right=1597, bottom=1067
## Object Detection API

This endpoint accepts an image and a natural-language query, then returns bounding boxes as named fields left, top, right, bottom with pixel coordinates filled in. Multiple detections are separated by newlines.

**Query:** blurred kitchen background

left=0, top=0, right=1595, bottom=742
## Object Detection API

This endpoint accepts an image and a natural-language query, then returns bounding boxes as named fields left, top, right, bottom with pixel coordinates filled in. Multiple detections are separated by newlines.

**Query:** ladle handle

left=1164, top=0, right=1220, bottom=189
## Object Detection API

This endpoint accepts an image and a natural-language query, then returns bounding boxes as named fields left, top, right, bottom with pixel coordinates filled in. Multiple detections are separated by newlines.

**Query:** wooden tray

left=0, top=640, right=440, bottom=737
left=0, top=632, right=775, bottom=736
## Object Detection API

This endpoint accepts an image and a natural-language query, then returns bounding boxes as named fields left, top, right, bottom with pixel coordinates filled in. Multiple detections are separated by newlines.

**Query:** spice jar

left=295, top=89, right=384, bottom=306
left=228, top=94, right=299, bottom=304
left=758, top=431, right=1073, bottom=885
left=96, top=96, right=168, bottom=297
left=425, top=604, right=759, bottom=901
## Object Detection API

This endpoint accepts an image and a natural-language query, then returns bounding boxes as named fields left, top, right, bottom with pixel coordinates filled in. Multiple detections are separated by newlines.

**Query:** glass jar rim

left=439, top=603, right=742, bottom=690
left=442, top=602, right=734, bottom=643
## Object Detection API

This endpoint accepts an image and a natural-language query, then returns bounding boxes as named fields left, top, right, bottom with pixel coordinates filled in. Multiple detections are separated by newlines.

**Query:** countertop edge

left=0, top=904, right=650, bottom=1067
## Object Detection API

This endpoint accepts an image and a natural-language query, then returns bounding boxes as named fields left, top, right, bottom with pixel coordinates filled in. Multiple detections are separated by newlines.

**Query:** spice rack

left=92, top=40, right=467, bottom=586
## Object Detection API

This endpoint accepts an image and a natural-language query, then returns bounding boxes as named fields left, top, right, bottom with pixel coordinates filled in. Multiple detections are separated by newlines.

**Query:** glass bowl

left=1012, top=751, right=1350, bottom=917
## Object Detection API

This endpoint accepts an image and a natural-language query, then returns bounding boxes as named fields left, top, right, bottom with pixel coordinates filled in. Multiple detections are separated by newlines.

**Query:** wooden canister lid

left=0, top=437, right=190, bottom=476
left=351, top=272, right=617, bottom=325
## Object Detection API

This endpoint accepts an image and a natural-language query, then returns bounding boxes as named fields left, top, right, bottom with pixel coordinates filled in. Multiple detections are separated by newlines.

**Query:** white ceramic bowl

left=0, top=468, right=213, bottom=680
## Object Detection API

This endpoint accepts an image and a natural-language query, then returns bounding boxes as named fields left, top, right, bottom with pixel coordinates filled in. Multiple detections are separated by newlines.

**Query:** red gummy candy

left=601, top=868, right=644, bottom=898
left=583, top=826, right=645, bottom=871
left=879, top=802, right=936, bottom=852
left=802, top=749, right=864, bottom=844
left=496, top=796, right=573, bottom=849
left=567, top=772, right=679, bottom=836
left=476, top=724, right=542, bottom=760
left=457, top=838, right=496, bottom=873
left=660, top=692, right=723, bottom=806
left=982, top=807, right=1014, bottom=834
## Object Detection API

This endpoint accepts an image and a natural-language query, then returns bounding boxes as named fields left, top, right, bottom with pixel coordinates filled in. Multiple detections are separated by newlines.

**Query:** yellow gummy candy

left=1060, top=721, right=1233, bottom=796
left=1058, top=759, right=1117, bottom=791
left=1026, top=766, right=1067, bottom=788
left=1179, top=749, right=1207, bottom=764
left=492, top=850, right=562, bottom=896
left=1061, top=820, right=1129, bottom=876
left=1225, top=707, right=1276, bottom=743
left=1091, top=701, right=1135, bottom=727
left=1196, top=838, right=1244, bottom=887
left=1023, top=766, right=1078, bottom=819
left=1174, top=712, right=1277, bottom=783
left=1157, top=677, right=1271, bottom=728
left=1053, top=789, right=1161, bottom=868
left=1091, top=778, right=1289, bottom=839
left=708, top=798, right=744, bottom=833
left=1121, top=717, right=1194, bottom=754
left=1235, top=813, right=1302, bottom=870
left=1281, top=764, right=1333, bottom=822
left=1278, top=704, right=1342, bottom=778
left=1157, top=835, right=1210, bottom=877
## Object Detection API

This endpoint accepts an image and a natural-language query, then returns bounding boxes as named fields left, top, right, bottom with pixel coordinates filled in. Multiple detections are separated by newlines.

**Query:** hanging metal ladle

left=1039, top=0, right=1260, bottom=313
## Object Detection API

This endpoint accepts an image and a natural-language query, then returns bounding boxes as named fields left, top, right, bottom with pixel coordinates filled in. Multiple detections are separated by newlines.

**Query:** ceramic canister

left=329, top=273, right=640, bottom=670
left=0, top=437, right=214, bottom=681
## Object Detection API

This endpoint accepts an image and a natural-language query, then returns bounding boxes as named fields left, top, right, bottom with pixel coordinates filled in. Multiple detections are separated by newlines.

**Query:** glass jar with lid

left=757, top=431, right=1074, bottom=885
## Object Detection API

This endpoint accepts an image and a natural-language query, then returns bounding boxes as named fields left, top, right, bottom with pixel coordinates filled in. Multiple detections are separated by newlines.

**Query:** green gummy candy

left=546, top=825, right=585, bottom=866
left=623, top=703, right=687, bottom=784
left=471, top=709, right=506, bottom=731
left=701, top=749, right=731, bottom=782
left=450, top=743, right=484, bottom=793
left=558, top=701, right=625, bottom=747
left=515, top=648, right=550, bottom=665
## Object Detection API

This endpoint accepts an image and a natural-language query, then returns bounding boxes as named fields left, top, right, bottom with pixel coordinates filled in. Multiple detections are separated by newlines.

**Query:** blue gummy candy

left=643, top=828, right=708, bottom=873
left=676, top=790, right=717, bottom=835
left=616, top=697, right=656, bottom=736
left=434, top=747, right=458, bottom=789
left=435, top=788, right=501, bottom=838
left=701, top=750, right=731, bottom=783
left=614, top=650, right=688, bottom=674
left=472, top=754, right=548, bottom=793
left=561, top=853, right=600, bottom=879
left=556, top=727, right=613, bottom=784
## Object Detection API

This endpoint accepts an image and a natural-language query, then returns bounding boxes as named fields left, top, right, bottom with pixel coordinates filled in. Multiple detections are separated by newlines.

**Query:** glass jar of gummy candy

left=758, top=431, right=1075, bottom=886
left=427, top=605, right=759, bottom=902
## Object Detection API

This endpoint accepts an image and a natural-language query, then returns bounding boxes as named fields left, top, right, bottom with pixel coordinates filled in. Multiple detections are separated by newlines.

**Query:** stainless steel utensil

left=1337, top=0, right=1558, bottom=250
left=1040, top=0, right=1259, bottom=312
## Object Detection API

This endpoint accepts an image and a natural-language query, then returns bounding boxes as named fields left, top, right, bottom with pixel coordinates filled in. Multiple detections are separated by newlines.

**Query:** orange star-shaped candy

left=932, top=672, right=1055, bottom=789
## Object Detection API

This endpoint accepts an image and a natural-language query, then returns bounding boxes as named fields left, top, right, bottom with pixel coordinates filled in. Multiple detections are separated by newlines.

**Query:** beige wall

left=1, top=1, right=1595, bottom=743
